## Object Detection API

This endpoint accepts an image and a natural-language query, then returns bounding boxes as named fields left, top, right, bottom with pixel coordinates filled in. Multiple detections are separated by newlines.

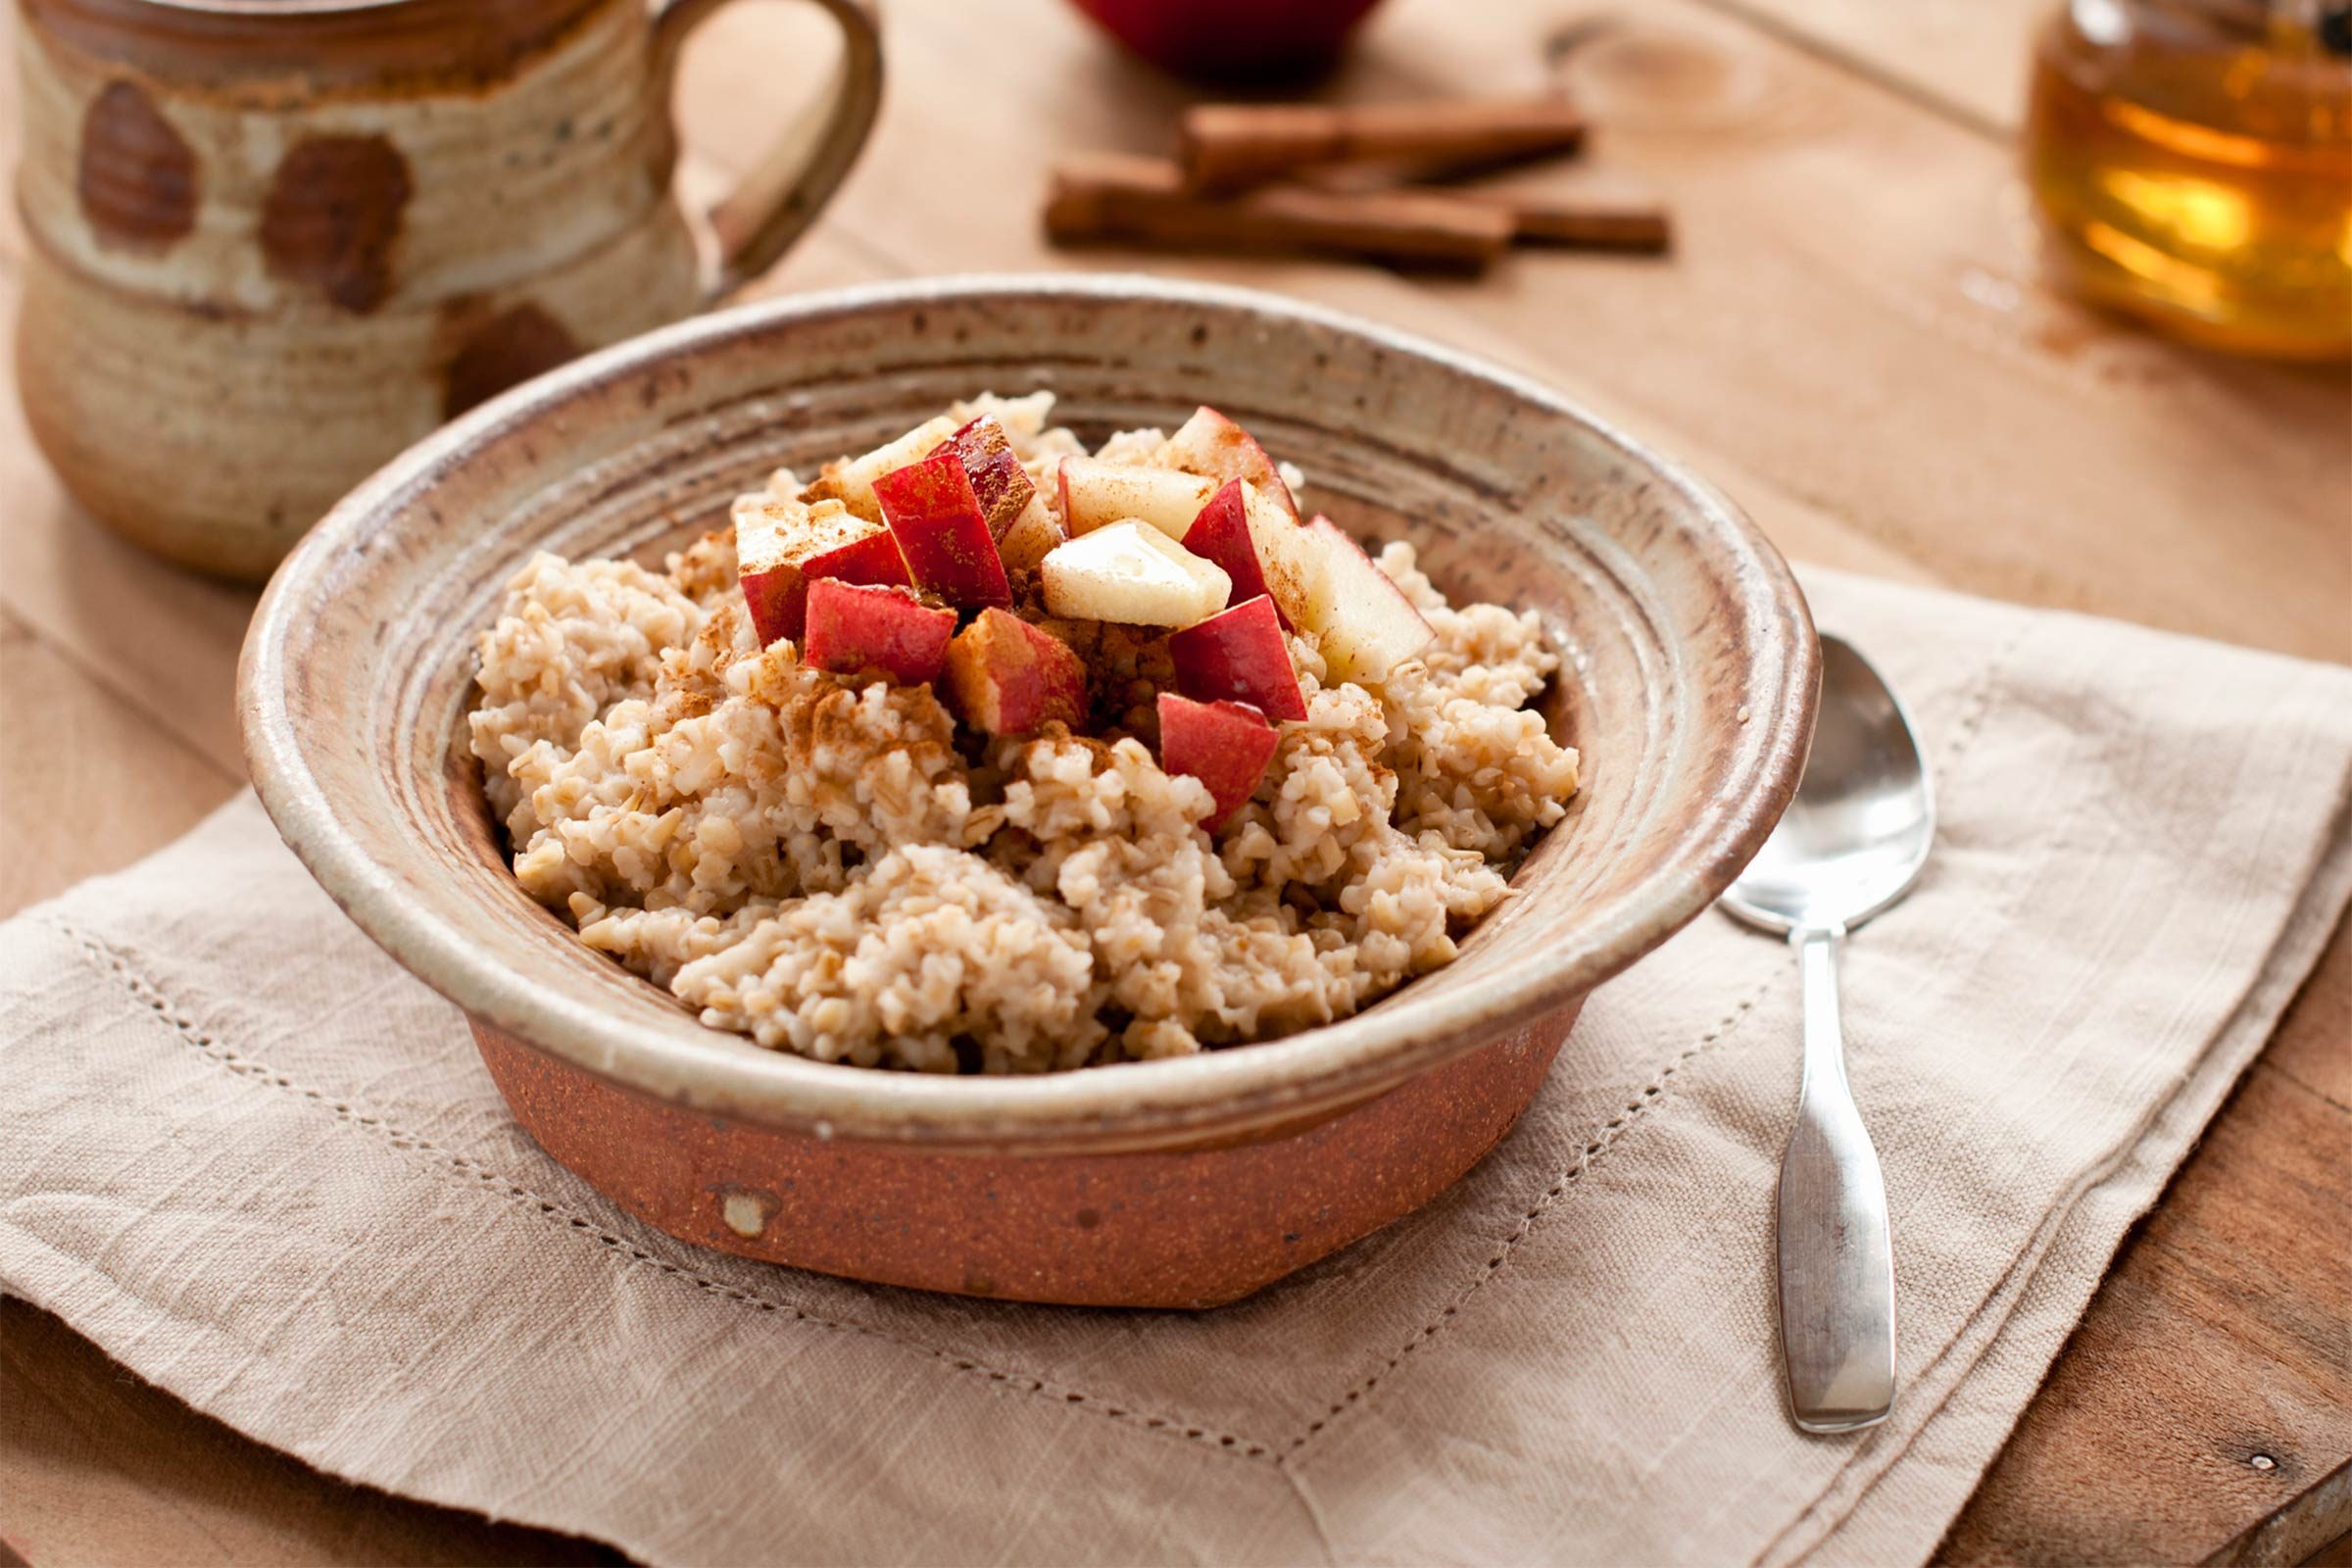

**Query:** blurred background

left=4, top=0, right=2347, bottom=909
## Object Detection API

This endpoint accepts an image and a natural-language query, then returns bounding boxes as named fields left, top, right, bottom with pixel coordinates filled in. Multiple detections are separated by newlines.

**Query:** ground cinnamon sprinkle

left=467, top=392, right=1579, bottom=1073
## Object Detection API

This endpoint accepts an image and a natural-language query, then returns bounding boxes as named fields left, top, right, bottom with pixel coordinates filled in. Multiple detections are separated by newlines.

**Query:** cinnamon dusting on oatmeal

left=467, top=392, right=1578, bottom=1073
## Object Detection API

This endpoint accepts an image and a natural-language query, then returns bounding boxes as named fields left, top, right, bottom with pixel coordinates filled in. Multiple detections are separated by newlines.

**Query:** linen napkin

left=5, top=567, right=2349, bottom=1568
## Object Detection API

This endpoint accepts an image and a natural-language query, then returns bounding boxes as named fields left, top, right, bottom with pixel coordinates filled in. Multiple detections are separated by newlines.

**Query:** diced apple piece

left=1167, top=596, right=1308, bottom=721
left=1298, top=516, right=1435, bottom=685
left=805, top=415, right=958, bottom=521
left=997, top=494, right=1065, bottom=575
left=802, top=528, right=912, bottom=607
left=946, top=416, right=1037, bottom=540
left=1238, top=480, right=1327, bottom=632
left=1039, top=520, right=1231, bottom=628
left=801, top=577, right=955, bottom=685
left=873, top=450, right=1013, bottom=608
left=735, top=494, right=906, bottom=646
left=944, top=608, right=1088, bottom=736
left=1157, top=406, right=1298, bottom=517
left=1157, top=693, right=1280, bottom=830
left=1057, top=457, right=1219, bottom=538
left=1181, top=479, right=1286, bottom=623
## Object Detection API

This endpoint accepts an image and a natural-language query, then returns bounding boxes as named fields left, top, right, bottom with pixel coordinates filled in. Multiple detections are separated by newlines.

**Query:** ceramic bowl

left=240, top=274, right=1817, bottom=1308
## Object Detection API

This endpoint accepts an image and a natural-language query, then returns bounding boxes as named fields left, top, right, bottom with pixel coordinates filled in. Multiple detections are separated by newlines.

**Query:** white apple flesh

left=1297, top=515, right=1434, bottom=684
left=1237, top=480, right=1325, bottom=631
left=996, top=494, right=1066, bottom=575
left=1157, top=406, right=1298, bottom=517
left=944, top=608, right=1089, bottom=735
left=1040, top=519, right=1232, bottom=628
left=1057, top=457, right=1220, bottom=538
left=806, top=415, right=958, bottom=521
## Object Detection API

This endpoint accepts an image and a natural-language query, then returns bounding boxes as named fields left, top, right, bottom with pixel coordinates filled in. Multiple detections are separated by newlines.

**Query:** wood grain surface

left=1, top=0, right=2346, bottom=1561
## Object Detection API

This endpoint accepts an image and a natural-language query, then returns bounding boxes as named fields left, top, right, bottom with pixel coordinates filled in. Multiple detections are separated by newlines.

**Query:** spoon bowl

left=1723, top=636, right=1935, bottom=935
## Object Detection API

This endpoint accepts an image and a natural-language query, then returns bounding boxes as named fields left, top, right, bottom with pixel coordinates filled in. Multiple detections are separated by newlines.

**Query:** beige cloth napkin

left=6, top=567, right=2350, bottom=1567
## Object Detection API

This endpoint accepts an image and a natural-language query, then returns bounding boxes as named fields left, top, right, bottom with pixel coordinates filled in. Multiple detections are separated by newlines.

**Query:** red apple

left=944, top=608, right=1088, bottom=736
left=1297, top=515, right=1434, bottom=683
left=946, top=416, right=1037, bottom=540
left=806, top=415, right=958, bottom=521
left=1057, top=456, right=1219, bottom=537
left=1156, top=692, right=1281, bottom=829
left=1167, top=596, right=1307, bottom=721
left=873, top=450, right=1013, bottom=608
left=1159, top=406, right=1298, bottom=516
left=998, top=495, right=1066, bottom=574
left=1238, top=480, right=1325, bottom=631
left=1180, top=478, right=1288, bottom=623
left=1067, top=0, right=1386, bottom=84
left=736, top=496, right=908, bottom=645
left=802, top=578, right=956, bottom=685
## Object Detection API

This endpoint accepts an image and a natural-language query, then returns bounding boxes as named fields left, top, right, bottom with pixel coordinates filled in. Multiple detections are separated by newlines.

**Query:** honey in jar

left=2026, top=0, right=2352, bottom=359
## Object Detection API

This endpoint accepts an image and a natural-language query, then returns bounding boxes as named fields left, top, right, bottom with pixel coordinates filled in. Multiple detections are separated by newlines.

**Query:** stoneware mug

left=13, top=0, right=884, bottom=580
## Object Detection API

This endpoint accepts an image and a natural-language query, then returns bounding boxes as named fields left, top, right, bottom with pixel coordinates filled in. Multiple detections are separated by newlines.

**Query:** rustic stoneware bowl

left=240, top=275, right=1818, bottom=1309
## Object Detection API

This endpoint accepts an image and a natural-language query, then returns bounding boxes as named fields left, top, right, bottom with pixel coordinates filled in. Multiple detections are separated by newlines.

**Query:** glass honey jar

left=2025, top=0, right=2352, bottom=359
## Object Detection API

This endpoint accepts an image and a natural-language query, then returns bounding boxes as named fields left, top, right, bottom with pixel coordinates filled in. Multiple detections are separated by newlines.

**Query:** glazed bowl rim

left=240, top=272, right=1817, bottom=1151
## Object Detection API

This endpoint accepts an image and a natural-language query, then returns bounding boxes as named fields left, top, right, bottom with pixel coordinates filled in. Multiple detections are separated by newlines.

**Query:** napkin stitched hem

left=53, top=906, right=1805, bottom=1466
left=49, top=914, right=1288, bottom=1460
left=1284, top=981, right=1776, bottom=1458
left=10, top=572, right=2350, bottom=1568
left=1284, top=623, right=2028, bottom=1465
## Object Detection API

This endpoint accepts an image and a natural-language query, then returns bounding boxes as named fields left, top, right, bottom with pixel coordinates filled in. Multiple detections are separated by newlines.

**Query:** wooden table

left=3, top=0, right=2347, bottom=1560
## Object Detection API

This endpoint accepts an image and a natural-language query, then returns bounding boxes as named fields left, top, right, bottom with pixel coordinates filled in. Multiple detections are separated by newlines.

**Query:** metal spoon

left=1722, top=633, right=1932, bottom=1435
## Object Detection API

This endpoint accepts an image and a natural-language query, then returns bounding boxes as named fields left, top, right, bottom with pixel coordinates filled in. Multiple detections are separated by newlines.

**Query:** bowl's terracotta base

left=471, top=1005, right=1577, bottom=1308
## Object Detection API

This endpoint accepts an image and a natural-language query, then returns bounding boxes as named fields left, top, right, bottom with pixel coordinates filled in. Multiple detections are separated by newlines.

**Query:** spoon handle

left=1777, top=926, right=1897, bottom=1433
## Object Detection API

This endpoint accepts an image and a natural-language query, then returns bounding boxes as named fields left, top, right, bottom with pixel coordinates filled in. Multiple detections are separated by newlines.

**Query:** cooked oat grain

left=469, top=395, right=1579, bottom=1072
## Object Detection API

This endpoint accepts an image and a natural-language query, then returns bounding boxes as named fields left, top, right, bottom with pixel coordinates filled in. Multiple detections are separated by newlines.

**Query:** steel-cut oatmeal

left=468, top=393, right=1580, bottom=1073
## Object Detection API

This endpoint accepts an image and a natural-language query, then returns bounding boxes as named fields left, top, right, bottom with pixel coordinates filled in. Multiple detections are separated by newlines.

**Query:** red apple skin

left=1156, top=692, right=1281, bottom=829
left=945, top=608, right=1089, bottom=736
left=802, top=578, right=956, bottom=686
left=739, top=501, right=906, bottom=647
left=873, top=451, right=1013, bottom=608
left=1067, top=0, right=1385, bottom=83
left=750, top=527, right=911, bottom=644
left=1167, top=596, right=1308, bottom=722
left=740, top=562, right=803, bottom=649
left=1180, top=479, right=1289, bottom=625
left=946, top=416, right=1037, bottom=540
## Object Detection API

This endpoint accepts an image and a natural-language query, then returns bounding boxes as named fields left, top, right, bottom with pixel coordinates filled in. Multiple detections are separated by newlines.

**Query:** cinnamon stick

left=1454, top=190, right=1674, bottom=253
left=1177, top=98, right=1588, bottom=194
left=1298, top=160, right=1676, bottom=254
left=1045, top=154, right=1514, bottom=270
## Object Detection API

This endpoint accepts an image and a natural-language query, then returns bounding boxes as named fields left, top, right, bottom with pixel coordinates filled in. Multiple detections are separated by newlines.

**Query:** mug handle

left=649, top=0, right=884, bottom=303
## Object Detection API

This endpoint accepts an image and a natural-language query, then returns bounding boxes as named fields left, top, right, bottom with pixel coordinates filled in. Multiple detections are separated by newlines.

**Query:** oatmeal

left=468, top=393, right=1579, bottom=1073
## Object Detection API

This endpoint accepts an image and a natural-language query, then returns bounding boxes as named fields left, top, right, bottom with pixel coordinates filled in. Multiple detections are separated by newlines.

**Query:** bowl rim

left=240, top=272, right=1818, bottom=1152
